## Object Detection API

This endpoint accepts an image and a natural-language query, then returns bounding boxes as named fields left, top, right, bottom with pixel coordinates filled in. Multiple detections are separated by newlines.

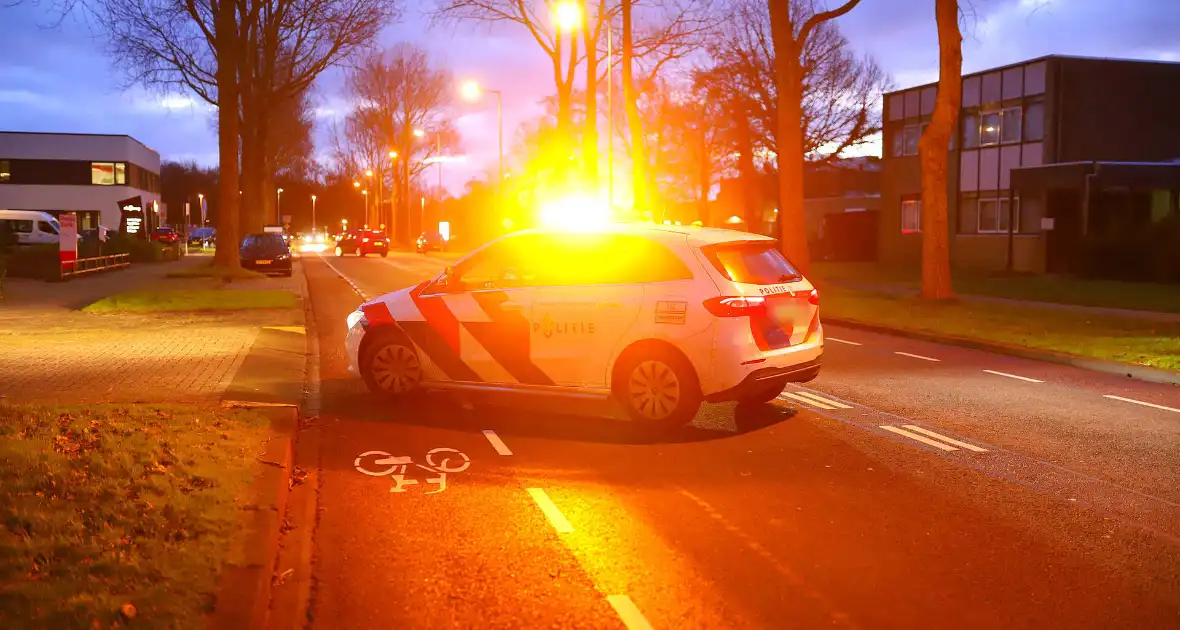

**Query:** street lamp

left=461, top=80, right=504, bottom=204
left=311, top=194, right=317, bottom=235
left=197, top=193, right=205, bottom=226
left=553, top=0, right=582, bottom=31
left=276, top=187, right=284, bottom=225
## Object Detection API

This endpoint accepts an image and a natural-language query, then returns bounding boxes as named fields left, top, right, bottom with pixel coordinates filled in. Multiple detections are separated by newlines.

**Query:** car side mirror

left=433, top=267, right=453, bottom=291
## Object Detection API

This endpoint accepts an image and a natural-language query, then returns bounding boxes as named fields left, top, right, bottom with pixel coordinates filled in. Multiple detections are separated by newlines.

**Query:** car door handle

left=597, top=300, right=621, bottom=308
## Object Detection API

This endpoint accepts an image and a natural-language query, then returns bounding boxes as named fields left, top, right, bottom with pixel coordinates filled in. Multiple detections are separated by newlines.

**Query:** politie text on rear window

left=701, top=242, right=801, bottom=285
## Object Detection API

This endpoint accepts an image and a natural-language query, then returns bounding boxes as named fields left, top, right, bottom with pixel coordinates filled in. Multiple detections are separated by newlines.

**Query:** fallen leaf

left=120, top=603, right=137, bottom=619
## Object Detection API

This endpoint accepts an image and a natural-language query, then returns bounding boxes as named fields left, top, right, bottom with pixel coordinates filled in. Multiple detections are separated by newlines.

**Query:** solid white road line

left=791, top=390, right=853, bottom=409
left=482, top=429, right=513, bottom=455
left=880, top=425, right=958, bottom=452
left=779, top=392, right=838, bottom=410
left=901, top=425, right=988, bottom=452
left=825, top=337, right=862, bottom=346
left=892, top=353, right=939, bottom=363
left=982, top=369, right=1044, bottom=383
left=526, top=488, right=574, bottom=533
left=1103, top=394, right=1180, bottom=414
left=607, top=595, right=654, bottom=630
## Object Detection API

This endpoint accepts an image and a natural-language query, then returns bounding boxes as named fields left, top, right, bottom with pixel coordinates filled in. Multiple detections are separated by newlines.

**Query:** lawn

left=166, top=262, right=262, bottom=282
left=811, top=262, right=1180, bottom=314
left=84, top=289, right=296, bottom=312
left=822, top=286, right=1180, bottom=372
left=0, top=404, right=270, bottom=629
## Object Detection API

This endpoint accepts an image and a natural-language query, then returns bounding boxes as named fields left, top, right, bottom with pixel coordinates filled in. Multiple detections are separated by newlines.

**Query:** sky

left=1, top=0, right=1178, bottom=193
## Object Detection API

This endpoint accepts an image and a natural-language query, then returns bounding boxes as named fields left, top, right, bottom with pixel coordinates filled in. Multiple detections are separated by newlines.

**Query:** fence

left=60, top=253, right=131, bottom=279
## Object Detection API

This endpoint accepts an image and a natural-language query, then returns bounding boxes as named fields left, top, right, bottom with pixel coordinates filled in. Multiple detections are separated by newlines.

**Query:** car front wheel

left=613, top=347, right=701, bottom=428
left=361, top=336, right=423, bottom=397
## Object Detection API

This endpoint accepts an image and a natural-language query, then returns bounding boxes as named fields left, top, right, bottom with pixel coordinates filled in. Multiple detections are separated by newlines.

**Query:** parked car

left=151, top=227, right=180, bottom=245
left=416, top=231, right=447, bottom=253
left=240, top=232, right=293, bottom=276
left=335, top=229, right=390, bottom=257
left=189, top=227, right=216, bottom=248
left=345, top=223, right=823, bottom=427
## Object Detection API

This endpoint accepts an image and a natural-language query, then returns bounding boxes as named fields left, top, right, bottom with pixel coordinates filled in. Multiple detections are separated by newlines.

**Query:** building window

left=963, top=114, right=979, bottom=148
left=115, top=162, right=127, bottom=185
left=903, top=124, right=921, bottom=156
left=1024, top=102, right=1044, bottom=141
left=901, top=197, right=922, bottom=233
left=0, top=159, right=9, bottom=182
left=978, top=197, right=1019, bottom=233
left=91, top=162, right=116, bottom=185
left=1000, top=107, right=1022, bottom=143
left=980, top=112, right=1001, bottom=146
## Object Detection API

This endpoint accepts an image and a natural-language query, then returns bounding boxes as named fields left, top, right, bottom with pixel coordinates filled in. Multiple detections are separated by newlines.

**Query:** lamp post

left=197, top=192, right=205, bottom=226
left=311, top=194, right=317, bottom=235
left=276, top=187, right=284, bottom=225
left=362, top=190, right=368, bottom=225
left=387, top=150, right=398, bottom=232
left=460, top=80, right=504, bottom=205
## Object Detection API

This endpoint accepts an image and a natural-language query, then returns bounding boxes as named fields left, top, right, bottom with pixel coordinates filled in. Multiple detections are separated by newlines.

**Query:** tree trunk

left=919, top=0, right=960, bottom=300
left=213, top=0, right=240, bottom=269
left=582, top=3, right=599, bottom=189
left=621, top=0, right=646, bottom=212
left=767, top=0, right=811, bottom=274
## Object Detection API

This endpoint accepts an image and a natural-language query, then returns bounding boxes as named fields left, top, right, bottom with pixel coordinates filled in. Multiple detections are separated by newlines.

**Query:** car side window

left=528, top=234, right=693, bottom=286
left=38, top=221, right=58, bottom=234
left=453, top=235, right=540, bottom=291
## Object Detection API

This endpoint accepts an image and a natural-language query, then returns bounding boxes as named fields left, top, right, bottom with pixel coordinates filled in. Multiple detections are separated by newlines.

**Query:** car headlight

left=346, top=309, right=366, bottom=329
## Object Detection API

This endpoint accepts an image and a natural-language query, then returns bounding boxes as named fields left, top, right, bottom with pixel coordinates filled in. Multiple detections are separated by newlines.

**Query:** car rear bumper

left=704, top=356, right=822, bottom=403
left=241, top=258, right=292, bottom=272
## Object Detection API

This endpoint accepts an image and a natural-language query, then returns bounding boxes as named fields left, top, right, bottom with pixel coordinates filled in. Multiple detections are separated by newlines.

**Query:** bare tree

left=657, top=79, right=731, bottom=225
left=767, top=0, right=863, bottom=274
left=919, top=0, right=960, bottom=299
left=342, top=45, right=457, bottom=242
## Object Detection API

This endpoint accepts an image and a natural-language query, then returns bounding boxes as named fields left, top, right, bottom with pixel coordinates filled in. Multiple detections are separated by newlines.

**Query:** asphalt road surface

left=301, top=250, right=1180, bottom=630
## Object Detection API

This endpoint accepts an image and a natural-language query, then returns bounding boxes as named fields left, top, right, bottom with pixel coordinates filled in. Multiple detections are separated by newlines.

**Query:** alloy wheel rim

left=629, top=360, right=680, bottom=420
left=370, top=345, right=421, bottom=393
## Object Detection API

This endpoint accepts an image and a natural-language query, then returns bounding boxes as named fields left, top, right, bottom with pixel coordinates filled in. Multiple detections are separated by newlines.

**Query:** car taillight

left=702, top=296, right=767, bottom=317
left=362, top=237, right=370, bottom=243
left=808, top=289, right=819, bottom=305
left=385, top=238, right=390, bottom=243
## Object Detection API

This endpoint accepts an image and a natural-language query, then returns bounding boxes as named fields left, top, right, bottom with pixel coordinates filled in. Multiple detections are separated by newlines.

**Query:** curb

left=206, top=266, right=309, bottom=630
left=825, top=317, right=1180, bottom=387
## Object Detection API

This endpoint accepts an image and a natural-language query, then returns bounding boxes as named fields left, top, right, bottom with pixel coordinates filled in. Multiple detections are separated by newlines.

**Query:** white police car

left=345, top=223, right=823, bottom=427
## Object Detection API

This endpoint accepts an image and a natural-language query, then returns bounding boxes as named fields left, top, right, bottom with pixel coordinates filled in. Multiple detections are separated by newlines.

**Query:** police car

left=345, top=223, right=823, bottom=427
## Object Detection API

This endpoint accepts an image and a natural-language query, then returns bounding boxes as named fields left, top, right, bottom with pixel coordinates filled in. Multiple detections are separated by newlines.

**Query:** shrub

left=1, top=244, right=59, bottom=280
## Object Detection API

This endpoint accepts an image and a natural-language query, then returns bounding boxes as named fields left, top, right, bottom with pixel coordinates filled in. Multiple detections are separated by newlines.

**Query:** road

left=300, top=250, right=1180, bottom=630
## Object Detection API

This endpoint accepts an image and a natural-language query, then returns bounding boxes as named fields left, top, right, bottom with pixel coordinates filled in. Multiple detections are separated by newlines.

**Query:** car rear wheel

left=613, top=348, right=701, bottom=428
left=361, top=337, right=423, bottom=397
left=379, top=251, right=388, bottom=258
left=738, top=379, right=787, bottom=406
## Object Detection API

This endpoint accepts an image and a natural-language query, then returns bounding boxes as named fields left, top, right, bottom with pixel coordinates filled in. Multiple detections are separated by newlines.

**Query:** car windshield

left=701, top=241, right=802, bottom=285
left=241, top=233, right=287, bottom=253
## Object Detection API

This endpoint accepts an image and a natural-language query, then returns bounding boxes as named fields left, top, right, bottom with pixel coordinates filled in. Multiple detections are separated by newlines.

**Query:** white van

left=0, top=210, right=61, bottom=245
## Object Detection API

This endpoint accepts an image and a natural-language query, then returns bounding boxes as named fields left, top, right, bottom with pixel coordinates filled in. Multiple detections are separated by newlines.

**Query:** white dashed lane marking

left=880, top=425, right=988, bottom=453
left=482, top=429, right=513, bottom=455
left=1103, top=395, right=1180, bottom=414
left=982, top=369, right=1044, bottom=383
left=825, top=337, right=862, bottom=346
left=526, top=488, right=574, bottom=533
left=894, top=351, right=941, bottom=362
left=607, top=595, right=654, bottom=630
left=779, top=390, right=853, bottom=410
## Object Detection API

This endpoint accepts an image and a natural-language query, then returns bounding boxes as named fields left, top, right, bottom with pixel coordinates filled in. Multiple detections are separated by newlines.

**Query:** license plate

left=375, top=242, right=385, bottom=247
left=255, top=260, right=272, bottom=265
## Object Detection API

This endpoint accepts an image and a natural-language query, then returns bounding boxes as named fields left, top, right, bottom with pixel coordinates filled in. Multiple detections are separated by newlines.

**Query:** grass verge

left=0, top=404, right=270, bottom=629
left=166, top=262, right=264, bottom=282
left=83, top=289, right=296, bottom=312
left=812, top=262, right=1180, bottom=314
left=823, top=286, right=1180, bottom=372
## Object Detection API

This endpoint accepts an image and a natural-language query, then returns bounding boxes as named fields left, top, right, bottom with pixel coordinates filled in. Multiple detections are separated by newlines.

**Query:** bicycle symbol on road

left=353, top=447, right=471, bottom=494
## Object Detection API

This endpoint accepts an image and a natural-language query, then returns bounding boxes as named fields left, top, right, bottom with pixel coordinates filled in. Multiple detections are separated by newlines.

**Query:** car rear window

left=701, top=241, right=802, bottom=285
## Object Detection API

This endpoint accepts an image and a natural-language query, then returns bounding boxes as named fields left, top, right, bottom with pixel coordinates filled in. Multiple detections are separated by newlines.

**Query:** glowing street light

left=311, top=194, right=317, bottom=235
left=553, top=0, right=582, bottom=31
left=413, top=128, right=426, bottom=138
left=353, top=180, right=360, bottom=188
left=365, top=169, right=373, bottom=177
left=276, top=187, right=284, bottom=224
left=460, top=80, right=482, bottom=102
left=389, top=150, right=398, bottom=159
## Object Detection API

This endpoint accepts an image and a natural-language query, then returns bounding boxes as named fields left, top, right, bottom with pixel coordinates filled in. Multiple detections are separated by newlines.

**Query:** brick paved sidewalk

left=0, top=258, right=304, bottom=405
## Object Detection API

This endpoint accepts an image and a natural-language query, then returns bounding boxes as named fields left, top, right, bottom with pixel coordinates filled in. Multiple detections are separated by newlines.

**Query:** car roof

left=513, top=222, right=775, bottom=248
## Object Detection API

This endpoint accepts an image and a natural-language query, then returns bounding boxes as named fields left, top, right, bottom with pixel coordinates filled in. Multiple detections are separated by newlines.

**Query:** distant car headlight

left=346, top=309, right=366, bottom=329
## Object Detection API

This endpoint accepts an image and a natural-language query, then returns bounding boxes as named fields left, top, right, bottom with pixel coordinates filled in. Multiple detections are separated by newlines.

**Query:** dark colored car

left=151, top=227, right=180, bottom=244
left=189, top=227, right=216, bottom=248
left=335, top=229, right=389, bottom=257
left=240, top=232, right=293, bottom=276
left=416, top=231, right=447, bottom=253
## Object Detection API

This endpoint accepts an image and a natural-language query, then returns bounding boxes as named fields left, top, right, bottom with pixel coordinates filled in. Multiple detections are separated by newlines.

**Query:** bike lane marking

left=482, top=429, right=513, bottom=455
left=607, top=595, right=654, bottom=630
